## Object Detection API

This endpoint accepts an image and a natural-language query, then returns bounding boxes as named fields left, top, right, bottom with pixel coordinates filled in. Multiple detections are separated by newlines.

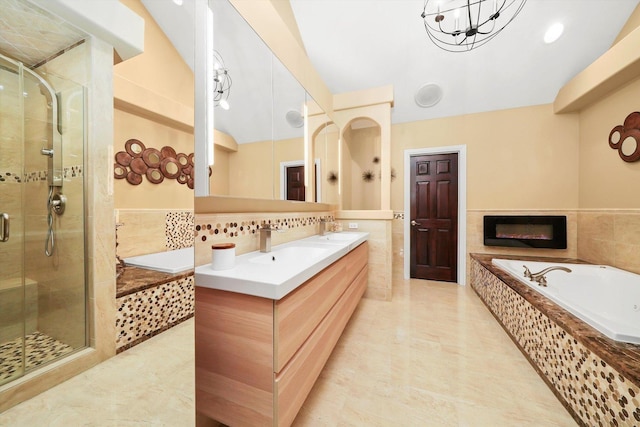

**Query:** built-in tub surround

left=116, top=266, right=193, bottom=353
left=492, top=258, right=640, bottom=344
left=470, top=254, right=640, bottom=426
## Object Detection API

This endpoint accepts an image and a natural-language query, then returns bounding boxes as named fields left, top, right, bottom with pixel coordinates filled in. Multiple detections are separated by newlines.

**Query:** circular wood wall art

left=161, top=146, right=177, bottom=159
left=129, top=157, right=148, bottom=175
left=115, top=151, right=132, bottom=167
left=142, top=148, right=162, bottom=168
left=160, top=157, right=181, bottom=179
left=609, top=112, right=640, bottom=162
left=146, top=168, right=164, bottom=184
left=114, top=164, right=127, bottom=179
left=125, top=139, right=146, bottom=157
left=126, top=171, right=142, bottom=185
left=176, top=153, right=189, bottom=167
left=177, top=174, right=188, bottom=184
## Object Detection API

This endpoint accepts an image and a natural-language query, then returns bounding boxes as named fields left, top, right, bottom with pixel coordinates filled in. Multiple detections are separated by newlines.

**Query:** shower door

left=0, top=54, right=87, bottom=387
left=0, top=55, right=27, bottom=385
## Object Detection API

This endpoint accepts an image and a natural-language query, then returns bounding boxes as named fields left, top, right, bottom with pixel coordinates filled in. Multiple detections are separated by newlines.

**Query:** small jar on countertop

left=211, top=243, right=236, bottom=270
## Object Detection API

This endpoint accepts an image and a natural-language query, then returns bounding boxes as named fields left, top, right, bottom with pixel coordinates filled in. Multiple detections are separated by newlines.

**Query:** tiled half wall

left=470, top=257, right=640, bottom=426
left=115, top=209, right=194, bottom=259
left=578, top=210, right=640, bottom=275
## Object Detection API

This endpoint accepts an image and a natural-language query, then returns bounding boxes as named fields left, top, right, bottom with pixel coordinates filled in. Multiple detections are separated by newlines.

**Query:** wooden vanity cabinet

left=195, top=242, right=368, bottom=427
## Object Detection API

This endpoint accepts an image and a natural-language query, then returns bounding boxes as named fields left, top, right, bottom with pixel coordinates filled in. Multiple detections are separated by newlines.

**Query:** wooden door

left=286, top=165, right=305, bottom=201
left=410, top=153, right=458, bottom=282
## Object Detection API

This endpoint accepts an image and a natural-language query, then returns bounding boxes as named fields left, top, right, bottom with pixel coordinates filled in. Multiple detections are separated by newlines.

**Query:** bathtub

left=123, top=247, right=194, bottom=274
left=491, top=258, right=640, bottom=344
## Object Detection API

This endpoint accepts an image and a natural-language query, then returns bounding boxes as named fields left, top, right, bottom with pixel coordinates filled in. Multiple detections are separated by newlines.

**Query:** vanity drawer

left=274, top=242, right=368, bottom=371
left=274, top=265, right=368, bottom=426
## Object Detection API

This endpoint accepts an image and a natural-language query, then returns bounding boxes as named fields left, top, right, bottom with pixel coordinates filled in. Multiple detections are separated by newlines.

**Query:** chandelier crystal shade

left=213, top=51, right=232, bottom=108
left=421, top=0, right=527, bottom=52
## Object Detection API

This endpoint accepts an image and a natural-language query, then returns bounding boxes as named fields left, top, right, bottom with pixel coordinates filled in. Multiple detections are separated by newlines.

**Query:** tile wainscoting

left=578, top=210, right=640, bottom=275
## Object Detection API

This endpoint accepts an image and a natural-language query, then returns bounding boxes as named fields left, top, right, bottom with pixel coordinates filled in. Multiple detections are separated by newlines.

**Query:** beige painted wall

left=228, top=140, right=274, bottom=199
left=313, top=127, right=340, bottom=205
left=578, top=75, right=640, bottom=209
left=210, top=145, right=230, bottom=195
left=115, top=0, right=193, bottom=109
left=114, top=109, right=194, bottom=209
left=390, top=104, right=581, bottom=211
left=344, top=125, right=381, bottom=210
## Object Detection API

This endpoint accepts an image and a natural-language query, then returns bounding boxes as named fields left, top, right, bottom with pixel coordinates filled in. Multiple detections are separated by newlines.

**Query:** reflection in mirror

left=621, top=136, right=638, bottom=157
left=313, top=123, right=340, bottom=205
left=208, top=0, right=312, bottom=201
left=341, top=118, right=382, bottom=210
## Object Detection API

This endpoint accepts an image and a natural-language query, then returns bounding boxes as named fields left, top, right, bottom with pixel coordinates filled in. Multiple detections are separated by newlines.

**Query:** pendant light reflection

left=213, top=50, right=232, bottom=109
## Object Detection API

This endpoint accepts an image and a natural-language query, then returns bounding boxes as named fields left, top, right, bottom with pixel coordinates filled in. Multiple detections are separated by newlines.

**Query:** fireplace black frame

left=483, top=215, right=567, bottom=249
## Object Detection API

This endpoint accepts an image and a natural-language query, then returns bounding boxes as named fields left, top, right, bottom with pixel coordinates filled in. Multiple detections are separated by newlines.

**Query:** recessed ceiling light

left=172, top=0, right=183, bottom=6
left=219, top=99, right=230, bottom=110
left=544, top=23, right=564, bottom=44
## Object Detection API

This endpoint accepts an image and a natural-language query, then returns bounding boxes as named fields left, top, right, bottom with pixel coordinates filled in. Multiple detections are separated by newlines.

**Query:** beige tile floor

left=0, top=280, right=576, bottom=426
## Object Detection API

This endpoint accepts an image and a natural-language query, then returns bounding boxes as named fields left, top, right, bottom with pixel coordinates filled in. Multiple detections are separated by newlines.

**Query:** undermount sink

left=248, top=246, right=331, bottom=265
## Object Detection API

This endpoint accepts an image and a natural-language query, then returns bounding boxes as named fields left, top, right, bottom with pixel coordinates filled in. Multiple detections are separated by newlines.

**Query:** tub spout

left=528, top=266, right=572, bottom=287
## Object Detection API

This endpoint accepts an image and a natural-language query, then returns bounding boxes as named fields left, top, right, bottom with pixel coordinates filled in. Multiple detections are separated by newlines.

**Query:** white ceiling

left=143, top=0, right=639, bottom=139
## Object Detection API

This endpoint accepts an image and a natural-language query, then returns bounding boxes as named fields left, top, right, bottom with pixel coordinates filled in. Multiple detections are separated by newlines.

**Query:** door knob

left=411, top=220, right=420, bottom=226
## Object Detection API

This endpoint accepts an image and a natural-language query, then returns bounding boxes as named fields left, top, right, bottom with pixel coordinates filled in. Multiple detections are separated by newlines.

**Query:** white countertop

left=194, top=232, right=369, bottom=300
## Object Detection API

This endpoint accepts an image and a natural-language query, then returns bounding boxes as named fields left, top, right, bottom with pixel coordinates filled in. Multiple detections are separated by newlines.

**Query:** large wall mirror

left=206, top=0, right=321, bottom=202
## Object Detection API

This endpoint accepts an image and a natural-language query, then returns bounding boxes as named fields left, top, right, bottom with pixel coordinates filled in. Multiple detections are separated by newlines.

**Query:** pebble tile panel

left=470, top=258, right=640, bottom=426
left=116, top=276, right=194, bottom=353
left=165, top=211, right=194, bottom=250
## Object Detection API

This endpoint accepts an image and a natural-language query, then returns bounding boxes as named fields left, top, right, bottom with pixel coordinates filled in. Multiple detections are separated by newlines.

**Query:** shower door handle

left=0, top=213, right=9, bottom=242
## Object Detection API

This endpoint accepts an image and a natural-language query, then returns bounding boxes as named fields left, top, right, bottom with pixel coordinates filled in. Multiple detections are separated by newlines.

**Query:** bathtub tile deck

left=471, top=253, right=640, bottom=387
left=0, top=279, right=576, bottom=426
left=116, top=266, right=193, bottom=298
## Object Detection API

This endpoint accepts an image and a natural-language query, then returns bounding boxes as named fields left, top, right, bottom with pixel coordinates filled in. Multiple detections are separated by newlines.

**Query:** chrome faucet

left=259, top=224, right=272, bottom=253
left=319, top=218, right=330, bottom=236
left=523, top=265, right=571, bottom=287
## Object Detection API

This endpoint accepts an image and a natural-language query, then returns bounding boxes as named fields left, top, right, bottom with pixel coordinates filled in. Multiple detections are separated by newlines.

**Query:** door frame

left=403, top=145, right=467, bottom=285
left=279, top=159, right=322, bottom=202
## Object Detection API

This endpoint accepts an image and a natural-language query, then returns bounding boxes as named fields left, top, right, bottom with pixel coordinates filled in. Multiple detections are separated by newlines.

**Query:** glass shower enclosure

left=0, top=52, right=87, bottom=386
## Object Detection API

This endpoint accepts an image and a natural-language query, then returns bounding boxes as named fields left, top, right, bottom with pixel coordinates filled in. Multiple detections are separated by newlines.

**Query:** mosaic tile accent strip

left=194, top=214, right=334, bottom=242
left=0, top=171, right=22, bottom=183
left=116, top=275, right=194, bottom=353
left=166, top=211, right=194, bottom=250
left=0, top=332, right=72, bottom=384
left=470, top=258, right=640, bottom=426
left=393, top=211, right=404, bottom=220
left=12, top=166, right=84, bottom=184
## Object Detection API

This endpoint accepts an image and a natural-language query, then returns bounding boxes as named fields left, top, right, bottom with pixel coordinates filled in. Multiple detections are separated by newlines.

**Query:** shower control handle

left=0, top=213, right=9, bottom=242
left=41, top=148, right=54, bottom=157
left=51, top=193, right=66, bottom=215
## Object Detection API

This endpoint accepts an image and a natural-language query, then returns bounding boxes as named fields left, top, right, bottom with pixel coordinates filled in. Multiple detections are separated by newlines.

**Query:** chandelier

left=421, top=0, right=527, bottom=52
left=213, top=51, right=232, bottom=109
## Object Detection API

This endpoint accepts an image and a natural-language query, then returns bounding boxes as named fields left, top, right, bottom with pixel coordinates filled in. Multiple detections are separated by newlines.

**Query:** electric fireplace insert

left=483, top=215, right=567, bottom=249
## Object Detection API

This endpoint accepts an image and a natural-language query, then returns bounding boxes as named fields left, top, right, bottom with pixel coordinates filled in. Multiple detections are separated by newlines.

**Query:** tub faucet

left=523, top=265, right=572, bottom=287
